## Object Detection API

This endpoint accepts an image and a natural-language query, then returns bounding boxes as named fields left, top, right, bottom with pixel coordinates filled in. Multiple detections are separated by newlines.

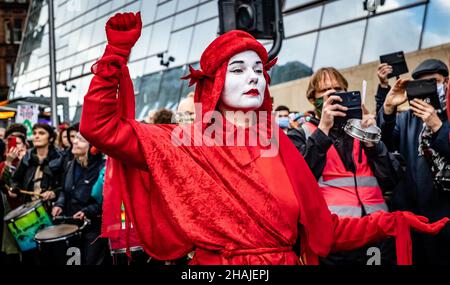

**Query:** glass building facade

left=11, top=0, right=450, bottom=122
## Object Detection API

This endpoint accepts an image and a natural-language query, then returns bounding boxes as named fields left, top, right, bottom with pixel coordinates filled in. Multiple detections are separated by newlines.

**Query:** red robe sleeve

left=332, top=213, right=387, bottom=252
left=81, top=44, right=194, bottom=261
left=80, top=45, right=147, bottom=171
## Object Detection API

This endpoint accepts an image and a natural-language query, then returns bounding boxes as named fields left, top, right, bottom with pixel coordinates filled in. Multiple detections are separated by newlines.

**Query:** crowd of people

left=0, top=11, right=449, bottom=266
left=276, top=59, right=450, bottom=265
left=0, top=122, right=112, bottom=264
left=0, top=83, right=197, bottom=265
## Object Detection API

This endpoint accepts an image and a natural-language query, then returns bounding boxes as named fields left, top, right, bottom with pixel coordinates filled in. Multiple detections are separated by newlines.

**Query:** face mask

left=314, top=97, right=324, bottom=118
left=437, top=83, right=447, bottom=110
left=276, top=117, right=290, bottom=129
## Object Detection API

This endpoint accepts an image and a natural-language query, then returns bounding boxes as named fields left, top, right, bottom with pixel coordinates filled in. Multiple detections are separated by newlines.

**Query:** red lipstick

left=244, top=88, right=260, bottom=96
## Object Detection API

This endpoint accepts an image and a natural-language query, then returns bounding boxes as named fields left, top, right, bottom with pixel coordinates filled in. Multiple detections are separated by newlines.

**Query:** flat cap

left=412, top=59, right=448, bottom=79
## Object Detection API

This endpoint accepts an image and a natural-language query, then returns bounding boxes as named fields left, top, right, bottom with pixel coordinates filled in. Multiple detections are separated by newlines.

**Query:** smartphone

left=333, top=91, right=363, bottom=125
left=380, top=51, right=409, bottom=79
left=406, top=78, right=441, bottom=110
left=7, top=136, right=17, bottom=151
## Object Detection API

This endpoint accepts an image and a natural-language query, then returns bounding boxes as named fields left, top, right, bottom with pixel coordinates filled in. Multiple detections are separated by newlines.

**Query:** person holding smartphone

left=288, top=67, right=403, bottom=265
left=1, top=134, right=28, bottom=205
left=0, top=133, right=28, bottom=264
left=378, top=59, right=450, bottom=265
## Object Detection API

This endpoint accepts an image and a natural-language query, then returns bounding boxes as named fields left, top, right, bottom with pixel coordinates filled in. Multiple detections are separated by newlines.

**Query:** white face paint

left=221, top=50, right=266, bottom=111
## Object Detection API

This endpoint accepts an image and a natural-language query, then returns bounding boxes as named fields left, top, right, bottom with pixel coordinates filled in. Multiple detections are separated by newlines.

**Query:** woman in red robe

left=80, top=12, right=448, bottom=265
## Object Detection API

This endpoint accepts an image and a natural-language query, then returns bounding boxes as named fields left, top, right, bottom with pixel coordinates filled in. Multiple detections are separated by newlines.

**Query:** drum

left=34, top=223, right=84, bottom=265
left=110, top=246, right=149, bottom=265
left=109, top=231, right=192, bottom=265
left=3, top=200, right=52, bottom=251
left=344, top=119, right=381, bottom=144
left=109, top=227, right=150, bottom=265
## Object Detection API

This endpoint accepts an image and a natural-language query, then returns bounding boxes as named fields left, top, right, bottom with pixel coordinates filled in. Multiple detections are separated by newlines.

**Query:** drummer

left=7, top=124, right=63, bottom=264
left=287, top=67, right=402, bottom=265
left=51, top=132, right=110, bottom=265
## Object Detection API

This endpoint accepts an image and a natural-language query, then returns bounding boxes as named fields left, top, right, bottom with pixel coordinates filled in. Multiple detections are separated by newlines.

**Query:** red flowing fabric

left=81, top=22, right=449, bottom=264
left=83, top=30, right=337, bottom=263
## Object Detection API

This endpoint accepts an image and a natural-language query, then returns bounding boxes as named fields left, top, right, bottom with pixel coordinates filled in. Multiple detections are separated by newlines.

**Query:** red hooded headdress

left=182, top=30, right=277, bottom=120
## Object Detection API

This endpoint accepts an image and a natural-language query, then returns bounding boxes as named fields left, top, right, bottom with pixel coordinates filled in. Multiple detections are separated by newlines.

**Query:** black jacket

left=377, top=91, right=450, bottom=265
left=375, top=84, right=391, bottom=115
left=61, top=148, right=74, bottom=171
left=54, top=153, right=104, bottom=218
left=12, top=146, right=64, bottom=203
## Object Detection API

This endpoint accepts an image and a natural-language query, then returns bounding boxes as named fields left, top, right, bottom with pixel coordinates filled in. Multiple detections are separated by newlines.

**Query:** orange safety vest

left=302, top=122, right=388, bottom=217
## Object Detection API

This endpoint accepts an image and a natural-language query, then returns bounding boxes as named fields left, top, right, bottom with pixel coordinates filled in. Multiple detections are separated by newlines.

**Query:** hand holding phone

left=383, top=78, right=409, bottom=115
left=317, top=94, right=348, bottom=135
left=410, top=98, right=443, bottom=132
left=377, top=63, right=393, bottom=86
left=406, top=78, right=441, bottom=110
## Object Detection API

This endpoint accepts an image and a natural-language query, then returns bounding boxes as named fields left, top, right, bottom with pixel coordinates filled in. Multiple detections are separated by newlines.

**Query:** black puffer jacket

left=54, top=152, right=104, bottom=218
left=12, top=146, right=64, bottom=203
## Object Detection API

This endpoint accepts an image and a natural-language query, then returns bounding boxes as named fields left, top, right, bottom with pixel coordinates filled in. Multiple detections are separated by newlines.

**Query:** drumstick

left=5, top=185, right=46, bottom=198
left=19, top=190, right=45, bottom=198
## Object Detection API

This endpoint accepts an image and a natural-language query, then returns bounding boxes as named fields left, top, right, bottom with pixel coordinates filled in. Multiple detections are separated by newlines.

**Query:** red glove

left=387, top=211, right=449, bottom=265
left=94, top=12, right=142, bottom=76
left=397, top=211, right=449, bottom=234
left=375, top=211, right=449, bottom=236
left=105, top=12, right=142, bottom=55
left=333, top=211, right=449, bottom=265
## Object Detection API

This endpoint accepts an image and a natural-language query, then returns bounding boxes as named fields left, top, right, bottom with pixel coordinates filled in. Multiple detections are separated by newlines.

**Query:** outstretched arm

left=331, top=211, right=449, bottom=265
left=80, top=12, right=147, bottom=170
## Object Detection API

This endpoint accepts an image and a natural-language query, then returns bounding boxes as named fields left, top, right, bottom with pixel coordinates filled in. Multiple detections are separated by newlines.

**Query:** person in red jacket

left=80, top=12, right=448, bottom=265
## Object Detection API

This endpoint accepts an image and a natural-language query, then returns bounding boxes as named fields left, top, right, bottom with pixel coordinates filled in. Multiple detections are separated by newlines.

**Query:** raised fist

left=105, top=12, right=142, bottom=52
